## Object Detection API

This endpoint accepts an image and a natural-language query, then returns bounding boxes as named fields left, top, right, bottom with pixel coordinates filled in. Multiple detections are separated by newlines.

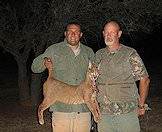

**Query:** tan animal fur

left=38, top=57, right=101, bottom=125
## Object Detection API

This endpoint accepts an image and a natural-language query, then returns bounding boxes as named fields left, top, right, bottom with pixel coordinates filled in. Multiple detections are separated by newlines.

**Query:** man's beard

left=105, top=38, right=114, bottom=46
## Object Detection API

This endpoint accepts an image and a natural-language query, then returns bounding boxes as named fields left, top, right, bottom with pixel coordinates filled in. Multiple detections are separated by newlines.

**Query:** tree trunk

left=30, top=73, right=42, bottom=108
left=17, top=60, right=30, bottom=102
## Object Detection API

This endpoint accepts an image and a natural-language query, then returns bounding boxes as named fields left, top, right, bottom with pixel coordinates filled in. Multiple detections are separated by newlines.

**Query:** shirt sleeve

left=94, top=52, right=99, bottom=65
left=89, top=48, right=95, bottom=63
left=95, top=50, right=103, bottom=67
left=31, top=47, right=52, bottom=73
left=129, top=50, right=149, bottom=81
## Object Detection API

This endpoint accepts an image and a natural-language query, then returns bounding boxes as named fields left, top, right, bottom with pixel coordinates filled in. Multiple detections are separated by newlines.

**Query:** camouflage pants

left=98, top=111, right=140, bottom=132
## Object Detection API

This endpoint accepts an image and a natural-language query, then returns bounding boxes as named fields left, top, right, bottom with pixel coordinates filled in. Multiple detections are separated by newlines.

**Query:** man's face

left=103, top=23, right=122, bottom=46
left=64, top=24, right=83, bottom=46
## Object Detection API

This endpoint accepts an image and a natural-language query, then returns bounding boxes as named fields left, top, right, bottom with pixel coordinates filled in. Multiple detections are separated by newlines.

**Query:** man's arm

left=129, top=49, right=150, bottom=115
left=139, top=77, right=150, bottom=106
left=138, top=76, right=150, bottom=115
left=31, top=47, right=52, bottom=73
left=31, top=54, right=46, bottom=73
left=88, top=48, right=95, bottom=62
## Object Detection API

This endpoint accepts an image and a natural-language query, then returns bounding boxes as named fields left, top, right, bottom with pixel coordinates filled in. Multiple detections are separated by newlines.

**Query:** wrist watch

left=138, top=105, right=145, bottom=109
left=138, top=104, right=151, bottom=110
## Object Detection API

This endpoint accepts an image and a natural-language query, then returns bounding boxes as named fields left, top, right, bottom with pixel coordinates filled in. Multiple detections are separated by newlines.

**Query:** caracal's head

left=87, top=61, right=100, bottom=82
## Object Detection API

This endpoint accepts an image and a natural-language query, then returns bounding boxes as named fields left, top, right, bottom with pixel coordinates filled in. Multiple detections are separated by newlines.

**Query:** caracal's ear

left=88, top=61, right=92, bottom=69
left=98, top=62, right=101, bottom=70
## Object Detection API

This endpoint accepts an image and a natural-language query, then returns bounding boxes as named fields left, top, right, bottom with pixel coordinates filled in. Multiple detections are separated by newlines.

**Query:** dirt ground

left=0, top=101, right=52, bottom=132
left=0, top=96, right=161, bottom=132
left=0, top=59, right=162, bottom=132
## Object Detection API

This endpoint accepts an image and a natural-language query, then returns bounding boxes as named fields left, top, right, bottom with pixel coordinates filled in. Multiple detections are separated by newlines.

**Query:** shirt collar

left=65, top=39, right=81, bottom=56
left=107, top=44, right=122, bottom=54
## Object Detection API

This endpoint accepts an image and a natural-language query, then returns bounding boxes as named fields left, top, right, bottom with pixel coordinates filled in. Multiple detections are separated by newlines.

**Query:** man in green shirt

left=31, top=22, right=94, bottom=132
left=95, top=20, right=150, bottom=132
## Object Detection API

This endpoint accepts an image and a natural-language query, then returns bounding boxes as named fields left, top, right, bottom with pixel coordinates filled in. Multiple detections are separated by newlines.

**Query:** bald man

left=95, top=21, right=150, bottom=132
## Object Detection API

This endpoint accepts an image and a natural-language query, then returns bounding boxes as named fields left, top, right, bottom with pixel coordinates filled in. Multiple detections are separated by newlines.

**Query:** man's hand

left=137, top=107, right=146, bottom=116
left=137, top=104, right=151, bottom=116
left=44, top=57, right=53, bottom=69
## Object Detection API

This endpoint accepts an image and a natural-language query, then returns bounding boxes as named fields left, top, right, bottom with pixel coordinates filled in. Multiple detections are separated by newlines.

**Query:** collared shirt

left=31, top=39, right=94, bottom=112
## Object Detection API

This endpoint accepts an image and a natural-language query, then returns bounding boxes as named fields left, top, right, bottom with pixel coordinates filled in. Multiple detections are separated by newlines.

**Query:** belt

left=100, top=101, right=138, bottom=115
left=98, top=82, right=134, bottom=85
left=52, top=112, right=91, bottom=119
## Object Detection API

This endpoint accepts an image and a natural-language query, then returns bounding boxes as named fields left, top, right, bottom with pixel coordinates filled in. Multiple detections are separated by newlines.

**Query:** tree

left=0, top=0, right=161, bottom=104
left=0, top=0, right=53, bottom=102
left=0, top=3, right=32, bottom=101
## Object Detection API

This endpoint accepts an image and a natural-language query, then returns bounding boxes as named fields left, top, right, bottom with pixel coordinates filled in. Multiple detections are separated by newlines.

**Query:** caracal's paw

left=38, top=118, right=44, bottom=125
left=39, top=120, right=44, bottom=125
left=94, top=114, right=101, bottom=123
left=38, top=111, right=44, bottom=125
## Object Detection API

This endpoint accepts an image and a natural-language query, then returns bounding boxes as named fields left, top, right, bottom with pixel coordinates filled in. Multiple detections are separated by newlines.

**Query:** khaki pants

left=52, top=112, right=91, bottom=132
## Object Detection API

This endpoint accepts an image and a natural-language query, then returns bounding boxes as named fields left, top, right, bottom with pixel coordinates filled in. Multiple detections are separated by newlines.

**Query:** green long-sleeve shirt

left=31, top=39, right=94, bottom=112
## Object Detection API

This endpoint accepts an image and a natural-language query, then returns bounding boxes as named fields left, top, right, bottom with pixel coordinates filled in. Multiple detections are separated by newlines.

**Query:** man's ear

left=102, top=30, right=105, bottom=38
left=64, top=31, right=67, bottom=37
left=80, top=32, right=83, bottom=38
left=118, top=30, right=122, bottom=38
